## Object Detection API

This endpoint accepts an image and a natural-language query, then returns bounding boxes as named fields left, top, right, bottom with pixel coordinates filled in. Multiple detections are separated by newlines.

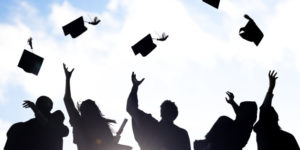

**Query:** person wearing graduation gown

left=254, top=70, right=300, bottom=150
left=63, top=64, right=115, bottom=150
left=4, top=96, right=69, bottom=150
left=194, top=91, right=257, bottom=150
left=127, top=72, right=191, bottom=150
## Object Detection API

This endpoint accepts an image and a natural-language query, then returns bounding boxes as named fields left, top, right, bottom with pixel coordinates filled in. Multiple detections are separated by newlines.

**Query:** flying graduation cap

left=62, top=16, right=101, bottom=38
left=131, top=33, right=168, bottom=57
left=62, top=16, right=87, bottom=38
left=239, top=14, right=264, bottom=46
left=203, top=0, right=220, bottom=9
left=18, top=38, right=44, bottom=75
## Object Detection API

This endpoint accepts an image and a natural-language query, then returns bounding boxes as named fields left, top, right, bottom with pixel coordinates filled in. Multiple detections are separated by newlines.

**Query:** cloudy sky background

left=1, top=0, right=300, bottom=149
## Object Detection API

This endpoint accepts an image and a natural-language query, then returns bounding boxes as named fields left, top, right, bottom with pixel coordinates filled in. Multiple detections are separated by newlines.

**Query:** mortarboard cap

left=239, top=14, right=264, bottom=46
left=203, top=0, right=220, bottom=9
left=62, top=16, right=87, bottom=38
left=18, top=49, right=44, bottom=75
left=131, top=34, right=157, bottom=57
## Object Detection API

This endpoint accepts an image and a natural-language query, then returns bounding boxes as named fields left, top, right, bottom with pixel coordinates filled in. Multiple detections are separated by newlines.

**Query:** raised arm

left=126, top=72, right=144, bottom=116
left=262, top=70, right=278, bottom=108
left=63, top=63, right=80, bottom=120
left=23, top=100, right=48, bottom=125
left=225, top=91, right=239, bottom=115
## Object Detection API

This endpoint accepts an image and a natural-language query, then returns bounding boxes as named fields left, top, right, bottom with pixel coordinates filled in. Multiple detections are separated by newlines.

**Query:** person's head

left=78, top=99, right=102, bottom=118
left=254, top=106, right=280, bottom=132
left=206, top=116, right=234, bottom=143
left=160, top=100, right=178, bottom=122
left=52, top=110, right=65, bottom=123
left=36, top=96, right=53, bottom=115
left=239, top=101, right=258, bottom=124
left=262, top=106, right=280, bottom=130
left=78, top=99, right=116, bottom=125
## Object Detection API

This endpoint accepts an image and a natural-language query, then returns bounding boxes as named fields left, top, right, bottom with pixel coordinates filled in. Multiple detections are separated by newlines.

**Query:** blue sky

left=0, top=0, right=300, bottom=150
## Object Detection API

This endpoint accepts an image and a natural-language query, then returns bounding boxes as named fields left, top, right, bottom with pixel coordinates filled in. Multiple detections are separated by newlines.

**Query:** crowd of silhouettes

left=4, top=69, right=300, bottom=150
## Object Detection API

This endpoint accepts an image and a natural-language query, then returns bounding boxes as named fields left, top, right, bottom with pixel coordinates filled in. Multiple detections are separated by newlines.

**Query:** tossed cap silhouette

left=203, top=0, right=220, bottom=9
left=132, top=34, right=157, bottom=57
left=239, top=14, right=264, bottom=46
left=62, top=16, right=87, bottom=38
left=18, top=49, right=44, bottom=75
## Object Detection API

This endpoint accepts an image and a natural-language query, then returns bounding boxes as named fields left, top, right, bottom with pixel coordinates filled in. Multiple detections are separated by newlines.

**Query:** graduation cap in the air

left=62, top=16, right=101, bottom=38
left=203, top=0, right=220, bottom=9
left=239, top=14, right=264, bottom=46
left=62, top=16, right=87, bottom=38
left=131, top=33, right=168, bottom=57
left=18, top=49, right=44, bottom=75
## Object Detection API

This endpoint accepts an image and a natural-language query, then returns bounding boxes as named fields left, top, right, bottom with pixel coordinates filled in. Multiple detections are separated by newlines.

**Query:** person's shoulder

left=279, top=130, right=300, bottom=149
left=24, top=118, right=38, bottom=126
left=136, top=109, right=158, bottom=122
left=173, top=124, right=189, bottom=135
left=7, top=122, right=25, bottom=133
left=144, top=112, right=159, bottom=124
left=279, top=130, right=297, bottom=139
left=53, top=110, right=63, bottom=114
left=10, top=122, right=25, bottom=128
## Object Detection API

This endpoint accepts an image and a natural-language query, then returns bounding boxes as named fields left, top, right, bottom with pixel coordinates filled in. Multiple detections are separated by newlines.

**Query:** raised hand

left=131, top=72, right=144, bottom=87
left=23, top=100, right=35, bottom=109
left=268, top=70, right=278, bottom=92
left=225, top=91, right=235, bottom=104
left=63, top=63, right=74, bottom=79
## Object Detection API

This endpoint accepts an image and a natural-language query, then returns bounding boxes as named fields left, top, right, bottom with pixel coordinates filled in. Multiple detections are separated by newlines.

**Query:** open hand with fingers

left=268, top=70, right=278, bottom=92
left=63, top=63, right=74, bottom=79
left=131, top=72, right=144, bottom=87
left=225, top=91, right=235, bottom=104
left=23, top=100, right=35, bottom=109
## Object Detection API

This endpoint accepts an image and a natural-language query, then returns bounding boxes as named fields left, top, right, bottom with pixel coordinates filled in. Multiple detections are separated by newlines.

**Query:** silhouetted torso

left=5, top=121, right=40, bottom=150
left=70, top=115, right=114, bottom=150
left=131, top=109, right=160, bottom=150
left=233, top=102, right=257, bottom=150
left=46, top=111, right=69, bottom=150
left=130, top=109, right=191, bottom=150
left=158, top=121, right=191, bottom=150
left=127, top=93, right=190, bottom=150
left=205, top=116, right=237, bottom=150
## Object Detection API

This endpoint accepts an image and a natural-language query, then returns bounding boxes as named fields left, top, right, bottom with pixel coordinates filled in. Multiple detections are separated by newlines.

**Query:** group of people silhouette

left=4, top=66, right=300, bottom=150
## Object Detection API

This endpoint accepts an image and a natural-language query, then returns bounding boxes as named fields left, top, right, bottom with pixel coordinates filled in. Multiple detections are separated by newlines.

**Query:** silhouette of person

left=194, top=92, right=257, bottom=150
left=47, top=110, right=69, bottom=150
left=4, top=96, right=69, bottom=150
left=254, top=70, right=300, bottom=150
left=127, top=72, right=191, bottom=150
left=63, top=63, right=116, bottom=150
